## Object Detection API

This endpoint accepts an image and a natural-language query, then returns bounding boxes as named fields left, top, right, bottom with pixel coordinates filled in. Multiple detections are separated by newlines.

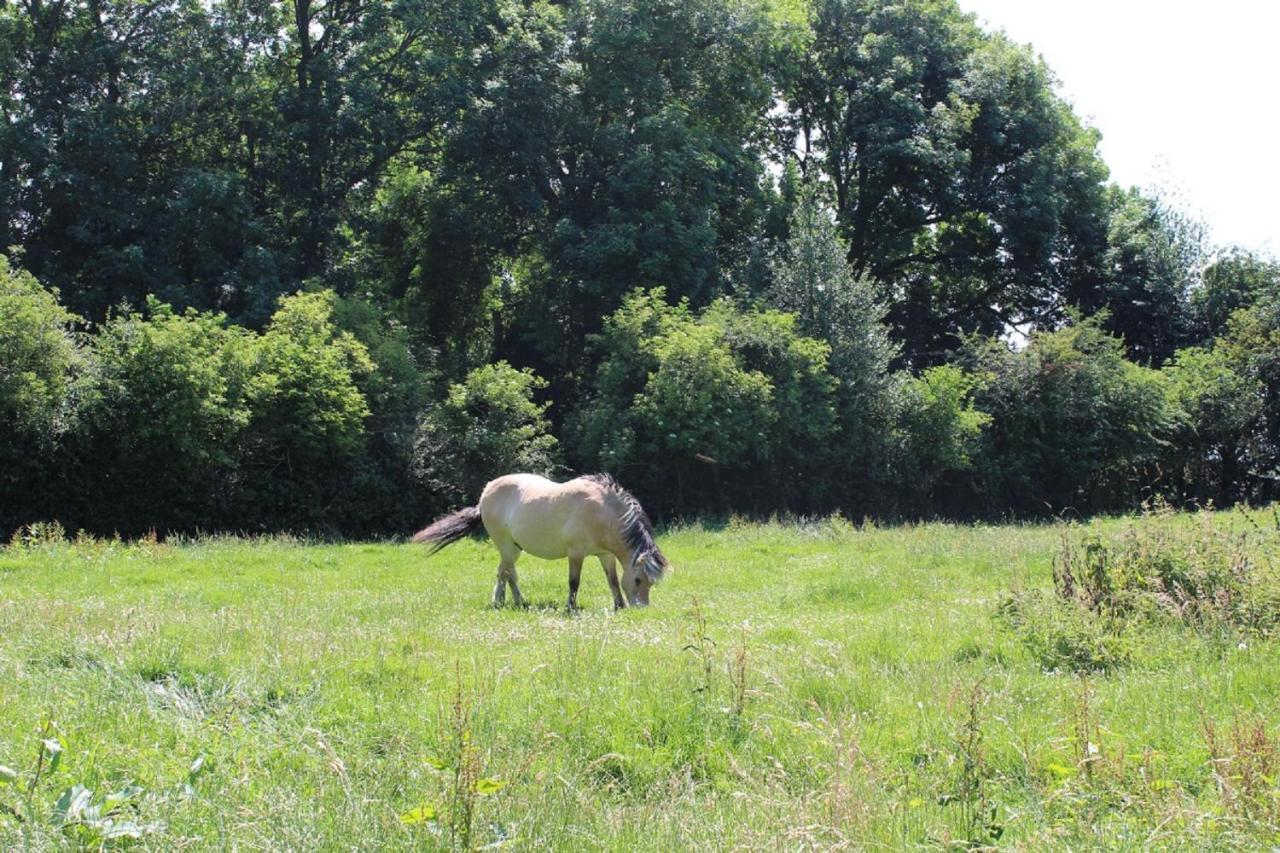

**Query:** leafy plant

left=0, top=719, right=207, bottom=850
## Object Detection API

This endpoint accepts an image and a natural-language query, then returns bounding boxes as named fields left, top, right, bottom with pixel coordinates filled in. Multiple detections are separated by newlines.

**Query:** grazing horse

left=412, top=473, right=670, bottom=609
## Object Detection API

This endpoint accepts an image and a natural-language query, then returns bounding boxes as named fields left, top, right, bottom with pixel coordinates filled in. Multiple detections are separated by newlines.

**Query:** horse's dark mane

left=581, top=473, right=666, bottom=570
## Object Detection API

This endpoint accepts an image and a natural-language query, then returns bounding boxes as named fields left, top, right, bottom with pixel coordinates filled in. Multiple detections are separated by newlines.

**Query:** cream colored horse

left=412, top=473, right=670, bottom=609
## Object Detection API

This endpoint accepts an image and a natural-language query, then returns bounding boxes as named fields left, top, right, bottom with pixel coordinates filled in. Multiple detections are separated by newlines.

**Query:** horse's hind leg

left=600, top=554, right=626, bottom=610
left=493, top=539, right=525, bottom=608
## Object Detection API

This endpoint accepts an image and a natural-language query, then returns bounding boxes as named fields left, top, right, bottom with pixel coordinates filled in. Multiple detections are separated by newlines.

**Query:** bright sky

left=959, top=0, right=1279, bottom=255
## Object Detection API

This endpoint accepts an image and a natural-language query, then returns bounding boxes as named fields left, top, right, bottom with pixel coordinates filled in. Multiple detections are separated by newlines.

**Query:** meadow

left=2, top=509, right=1279, bottom=850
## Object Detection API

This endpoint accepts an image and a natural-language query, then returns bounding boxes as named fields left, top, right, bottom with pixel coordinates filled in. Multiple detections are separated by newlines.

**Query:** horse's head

left=623, top=548, right=668, bottom=607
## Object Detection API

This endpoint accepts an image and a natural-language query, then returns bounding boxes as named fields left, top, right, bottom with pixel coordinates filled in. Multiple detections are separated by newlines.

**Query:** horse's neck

left=598, top=489, right=636, bottom=557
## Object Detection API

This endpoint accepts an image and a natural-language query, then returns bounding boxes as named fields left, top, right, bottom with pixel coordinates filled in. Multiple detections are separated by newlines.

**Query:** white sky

left=959, top=0, right=1279, bottom=255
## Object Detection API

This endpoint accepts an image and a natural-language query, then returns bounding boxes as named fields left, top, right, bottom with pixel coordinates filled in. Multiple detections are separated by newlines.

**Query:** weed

left=7, top=521, right=66, bottom=552
left=0, top=718, right=203, bottom=849
left=1053, top=512, right=1280, bottom=634
left=937, top=681, right=1003, bottom=847
left=729, top=641, right=749, bottom=726
left=1202, top=712, right=1280, bottom=824
left=683, top=597, right=716, bottom=695
left=996, top=590, right=1131, bottom=673
left=400, top=668, right=507, bottom=851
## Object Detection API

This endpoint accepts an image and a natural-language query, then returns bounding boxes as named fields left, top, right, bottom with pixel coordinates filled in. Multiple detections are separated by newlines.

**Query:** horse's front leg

left=566, top=555, right=584, bottom=611
left=600, top=554, right=626, bottom=610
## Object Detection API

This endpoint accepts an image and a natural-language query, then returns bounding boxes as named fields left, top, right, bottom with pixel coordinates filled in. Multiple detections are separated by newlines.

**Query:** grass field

left=2, top=509, right=1279, bottom=850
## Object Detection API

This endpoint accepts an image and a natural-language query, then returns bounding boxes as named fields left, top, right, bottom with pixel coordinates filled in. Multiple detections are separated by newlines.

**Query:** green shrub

left=0, top=256, right=84, bottom=533
left=1163, top=344, right=1260, bottom=504
left=569, top=289, right=837, bottom=515
left=332, top=295, right=436, bottom=533
left=966, top=314, right=1172, bottom=516
left=413, top=361, right=559, bottom=507
left=711, top=302, right=838, bottom=511
left=1206, top=300, right=1280, bottom=504
left=81, top=298, right=254, bottom=533
left=0, top=255, right=83, bottom=439
left=897, top=365, right=990, bottom=513
left=239, top=291, right=376, bottom=530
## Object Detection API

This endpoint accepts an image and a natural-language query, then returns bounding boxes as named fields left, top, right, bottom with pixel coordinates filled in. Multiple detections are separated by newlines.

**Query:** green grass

left=2, top=510, right=1279, bottom=849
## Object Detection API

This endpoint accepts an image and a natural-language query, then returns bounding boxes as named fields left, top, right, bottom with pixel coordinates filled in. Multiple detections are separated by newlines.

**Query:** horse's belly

left=507, top=521, right=570, bottom=560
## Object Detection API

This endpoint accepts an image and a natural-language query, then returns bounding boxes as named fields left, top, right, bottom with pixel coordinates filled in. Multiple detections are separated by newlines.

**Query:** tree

left=1209, top=299, right=1280, bottom=503
left=1078, top=187, right=1207, bottom=364
left=778, top=0, right=1112, bottom=362
left=1191, top=248, right=1280, bottom=343
left=765, top=184, right=900, bottom=507
left=447, top=0, right=783, bottom=373
left=0, top=0, right=285, bottom=319
left=266, top=0, right=489, bottom=285
left=0, top=0, right=489, bottom=322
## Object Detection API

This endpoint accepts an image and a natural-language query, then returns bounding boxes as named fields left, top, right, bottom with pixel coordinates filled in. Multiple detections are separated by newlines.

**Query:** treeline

left=1, top=0, right=1278, bottom=536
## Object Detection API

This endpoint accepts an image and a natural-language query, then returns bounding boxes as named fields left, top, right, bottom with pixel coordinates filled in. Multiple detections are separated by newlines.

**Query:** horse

left=411, top=473, right=670, bottom=610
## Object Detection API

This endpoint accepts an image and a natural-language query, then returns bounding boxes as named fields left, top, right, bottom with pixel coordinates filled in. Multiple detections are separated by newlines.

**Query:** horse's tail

left=411, top=506, right=484, bottom=554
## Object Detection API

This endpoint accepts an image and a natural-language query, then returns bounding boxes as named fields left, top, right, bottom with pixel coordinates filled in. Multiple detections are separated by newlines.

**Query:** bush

left=0, top=256, right=84, bottom=533
left=896, top=365, right=990, bottom=514
left=413, top=361, right=559, bottom=508
left=79, top=298, right=254, bottom=533
left=238, top=291, right=376, bottom=530
left=1163, top=343, right=1260, bottom=504
left=332, top=295, right=436, bottom=533
left=569, top=289, right=837, bottom=516
left=1212, top=301, right=1280, bottom=504
left=966, top=314, right=1172, bottom=516
left=711, top=302, right=838, bottom=511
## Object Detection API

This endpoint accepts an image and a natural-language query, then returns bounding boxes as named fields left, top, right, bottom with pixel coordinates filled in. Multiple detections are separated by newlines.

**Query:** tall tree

left=0, top=0, right=488, bottom=322
left=1078, top=186, right=1207, bottom=364
left=0, top=0, right=265, bottom=318
left=778, top=0, right=1111, bottom=363
left=446, top=0, right=784, bottom=375
left=267, top=0, right=488, bottom=286
left=1191, top=248, right=1279, bottom=343
left=766, top=183, right=900, bottom=507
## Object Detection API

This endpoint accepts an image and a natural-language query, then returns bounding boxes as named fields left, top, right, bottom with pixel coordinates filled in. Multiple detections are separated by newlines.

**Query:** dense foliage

left=1, top=0, right=1276, bottom=535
